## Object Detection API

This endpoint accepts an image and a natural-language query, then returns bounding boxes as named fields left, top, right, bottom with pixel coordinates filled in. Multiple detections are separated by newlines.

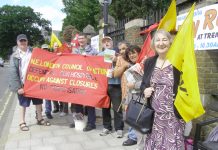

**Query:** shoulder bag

left=125, top=94, right=154, bottom=134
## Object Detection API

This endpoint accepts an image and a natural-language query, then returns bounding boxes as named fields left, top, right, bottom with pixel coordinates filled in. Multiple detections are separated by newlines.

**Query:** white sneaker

left=59, top=112, right=67, bottom=117
left=99, top=128, right=112, bottom=136
left=116, top=130, right=123, bottom=138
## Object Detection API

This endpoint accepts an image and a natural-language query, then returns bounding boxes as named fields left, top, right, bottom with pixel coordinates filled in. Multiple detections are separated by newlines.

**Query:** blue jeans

left=45, top=100, right=52, bottom=114
left=128, top=127, right=137, bottom=141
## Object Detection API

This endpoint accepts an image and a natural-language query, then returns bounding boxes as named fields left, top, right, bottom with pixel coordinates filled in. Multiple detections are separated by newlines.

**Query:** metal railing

left=107, top=9, right=165, bottom=45
left=107, top=18, right=129, bottom=46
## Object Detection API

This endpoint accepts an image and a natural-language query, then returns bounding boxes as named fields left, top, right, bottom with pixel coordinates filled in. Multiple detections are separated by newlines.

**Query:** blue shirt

left=73, top=45, right=98, bottom=56
left=98, top=50, right=121, bottom=85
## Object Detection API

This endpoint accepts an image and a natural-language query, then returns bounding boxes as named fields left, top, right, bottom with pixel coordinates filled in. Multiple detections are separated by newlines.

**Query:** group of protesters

left=9, top=25, right=190, bottom=150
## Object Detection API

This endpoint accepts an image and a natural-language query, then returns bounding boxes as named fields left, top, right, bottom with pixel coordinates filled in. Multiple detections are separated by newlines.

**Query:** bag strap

left=18, top=58, right=24, bottom=87
left=134, top=92, right=143, bottom=103
left=117, top=102, right=122, bottom=112
left=136, top=97, right=147, bottom=122
left=136, top=90, right=154, bottom=122
left=116, top=92, right=142, bottom=112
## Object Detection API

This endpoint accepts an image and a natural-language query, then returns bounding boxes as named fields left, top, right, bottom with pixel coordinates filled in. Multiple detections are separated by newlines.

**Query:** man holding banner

left=71, top=32, right=98, bottom=132
left=9, top=34, right=50, bottom=131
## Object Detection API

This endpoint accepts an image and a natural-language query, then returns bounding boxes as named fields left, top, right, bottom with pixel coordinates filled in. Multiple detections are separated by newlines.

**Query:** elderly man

left=98, top=36, right=124, bottom=138
left=9, top=34, right=50, bottom=131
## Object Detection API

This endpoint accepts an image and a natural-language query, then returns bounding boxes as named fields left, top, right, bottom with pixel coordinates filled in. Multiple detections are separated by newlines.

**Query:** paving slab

left=3, top=97, right=138, bottom=150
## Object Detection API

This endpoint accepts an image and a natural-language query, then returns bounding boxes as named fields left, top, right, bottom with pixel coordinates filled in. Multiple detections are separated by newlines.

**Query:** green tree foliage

left=110, top=0, right=171, bottom=20
left=62, top=0, right=171, bottom=31
left=0, top=5, right=51, bottom=58
left=62, top=0, right=100, bottom=31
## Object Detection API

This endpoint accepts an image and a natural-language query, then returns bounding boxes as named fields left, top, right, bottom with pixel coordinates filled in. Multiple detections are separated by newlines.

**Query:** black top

left=140, top=55, right=182, bottom=119
left=140, top=55, right=181, bottom=98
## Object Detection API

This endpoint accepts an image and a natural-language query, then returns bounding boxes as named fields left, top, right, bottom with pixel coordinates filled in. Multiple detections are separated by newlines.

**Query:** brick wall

left=124, top=19, right=145, bottom=47
left=195, top=50, right=218, bottom=138
left=196, top=50, right=218, bottom=94
left=125, top=27, right=144, bottom=47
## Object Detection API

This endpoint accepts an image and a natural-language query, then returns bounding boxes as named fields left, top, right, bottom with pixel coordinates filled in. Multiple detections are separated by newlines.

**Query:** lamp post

left=99, top=0, right=112, bottom=35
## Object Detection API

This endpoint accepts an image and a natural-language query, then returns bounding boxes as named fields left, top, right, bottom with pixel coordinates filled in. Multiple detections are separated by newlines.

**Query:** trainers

left=59, top=112, right=67, bottom=117
left=116, top=130, right=123, bottom=138
left=99, top=128, right=112, bottom=136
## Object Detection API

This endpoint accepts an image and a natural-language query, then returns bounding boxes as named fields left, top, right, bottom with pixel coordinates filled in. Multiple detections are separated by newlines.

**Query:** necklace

left=160, top=59, right=166, bottom=70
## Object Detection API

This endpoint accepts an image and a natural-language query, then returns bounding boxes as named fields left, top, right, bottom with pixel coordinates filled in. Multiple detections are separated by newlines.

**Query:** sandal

left=37, top=119, right=51, bottom=126
left=19, top=122, right=29, bottom=131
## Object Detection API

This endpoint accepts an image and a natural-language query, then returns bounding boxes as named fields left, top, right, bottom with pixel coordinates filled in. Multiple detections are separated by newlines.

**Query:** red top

left=71, top=33, right=80, bottom=49
left=55, top=42, right=72, bottom=53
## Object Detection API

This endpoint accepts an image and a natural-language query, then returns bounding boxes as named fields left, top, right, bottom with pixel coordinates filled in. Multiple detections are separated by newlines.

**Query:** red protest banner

left=24, top=48, right=110, bottom=108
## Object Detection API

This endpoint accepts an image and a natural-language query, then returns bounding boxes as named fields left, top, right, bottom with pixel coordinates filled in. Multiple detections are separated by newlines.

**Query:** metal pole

left=103, top=0, right=109, bottom=35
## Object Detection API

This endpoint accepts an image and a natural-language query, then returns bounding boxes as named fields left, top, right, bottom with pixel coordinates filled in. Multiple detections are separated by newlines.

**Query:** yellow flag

left=166, top=3, right=205, bottom=122
left=158, top=0, right=177, bottom=32
left=50, top=32, right=62, bottom=48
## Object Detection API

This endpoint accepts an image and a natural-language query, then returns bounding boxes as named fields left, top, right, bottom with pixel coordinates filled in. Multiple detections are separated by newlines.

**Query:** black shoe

left=46, top=113, right=53, bottom=119
left=52, top=109, right=59, bottom=113
left=122, top=139, right=137, bottom=146
left=69, top=123, right=75, bottom=128
left=83, top=125, right=96, bottom=132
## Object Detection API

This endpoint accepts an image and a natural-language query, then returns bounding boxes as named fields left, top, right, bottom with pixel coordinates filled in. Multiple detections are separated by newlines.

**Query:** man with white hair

left=9, top=34, right=50, bottom=131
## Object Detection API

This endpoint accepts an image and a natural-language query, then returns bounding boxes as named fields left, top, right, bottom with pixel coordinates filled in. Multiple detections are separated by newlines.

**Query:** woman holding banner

left=141, top=30, right=185, bottom=150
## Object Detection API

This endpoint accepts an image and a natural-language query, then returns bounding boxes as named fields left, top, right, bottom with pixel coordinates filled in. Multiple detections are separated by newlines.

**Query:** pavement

left=2, top=96, right=139, bottom=150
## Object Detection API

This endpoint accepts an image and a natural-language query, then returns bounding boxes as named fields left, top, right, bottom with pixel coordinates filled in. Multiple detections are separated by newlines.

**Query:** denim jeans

left=45, top=100, right=52, bottom=114
left=128, top=127, right=137, bottom=141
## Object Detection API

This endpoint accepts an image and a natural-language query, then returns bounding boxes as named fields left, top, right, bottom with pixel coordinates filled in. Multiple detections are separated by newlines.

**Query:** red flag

left=140, top=23, right=159, bottom=35
left=137, top=33, right=155, bottom=63
left=137, top=23, right=159, bottom=63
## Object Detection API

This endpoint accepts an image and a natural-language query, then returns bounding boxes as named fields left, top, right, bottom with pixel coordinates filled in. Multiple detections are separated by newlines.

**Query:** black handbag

left=125, top=94, right=154, bottom=134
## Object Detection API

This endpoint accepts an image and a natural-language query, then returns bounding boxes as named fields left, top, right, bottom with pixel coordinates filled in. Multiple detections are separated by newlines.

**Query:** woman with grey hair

left=141, top=29, right=185, bottom=150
